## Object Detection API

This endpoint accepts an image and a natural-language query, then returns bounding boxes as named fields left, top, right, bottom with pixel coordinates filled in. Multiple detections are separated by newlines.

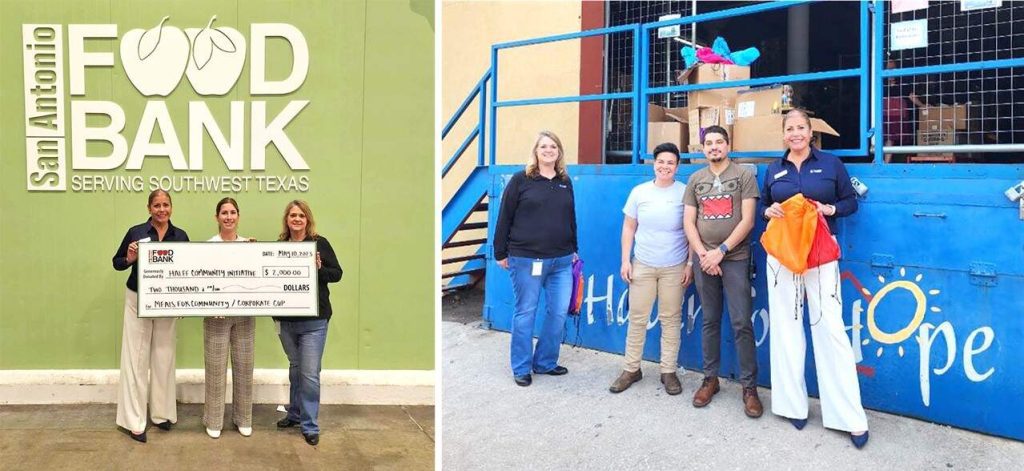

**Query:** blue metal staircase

left=441, top=71, right=491, bottom=291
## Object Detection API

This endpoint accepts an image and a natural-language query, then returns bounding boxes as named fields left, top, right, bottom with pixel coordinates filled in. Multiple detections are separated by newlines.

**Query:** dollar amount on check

left=137, top=241, right=319, bottom=318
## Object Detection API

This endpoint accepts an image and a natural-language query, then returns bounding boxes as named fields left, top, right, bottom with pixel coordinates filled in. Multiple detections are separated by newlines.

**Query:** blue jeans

left=278, top=318, right=328, bottom=435
left=508, top=254, right=573, bottom=376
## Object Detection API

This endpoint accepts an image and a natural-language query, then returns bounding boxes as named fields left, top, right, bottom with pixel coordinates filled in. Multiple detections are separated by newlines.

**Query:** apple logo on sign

left=121, top=16, right=190, bottom=97
left=185, top=16, right=246, bottom=96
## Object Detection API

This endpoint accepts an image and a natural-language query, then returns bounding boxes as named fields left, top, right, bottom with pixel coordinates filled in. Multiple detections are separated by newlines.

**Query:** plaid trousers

left=202, top=316, right=255, bottom=430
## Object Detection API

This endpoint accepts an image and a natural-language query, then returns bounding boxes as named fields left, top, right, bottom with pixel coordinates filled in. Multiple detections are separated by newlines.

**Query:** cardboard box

left=687, top=105, right=735, bottom=153
left=908, top=153, right=956, bottom=163
left=679, top=63, right=750, bottom=85
left=681, top=63, right=749, bottom=112
left=731, top=114, right=839, bottom=152
left=735, top=85, right=791, bottom=119
left=916, top=126, right=955, bottom=146
left=918, top=104, right=976, bottom=131
left=647, top=104, right=689, bottom=153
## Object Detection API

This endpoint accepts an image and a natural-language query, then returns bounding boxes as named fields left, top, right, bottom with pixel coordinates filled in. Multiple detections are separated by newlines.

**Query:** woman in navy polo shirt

left=761, top=109, right=869, bottom=449
left=493, top=130, right=578, bottom=388
left=111, top=189, right=190, bottom=443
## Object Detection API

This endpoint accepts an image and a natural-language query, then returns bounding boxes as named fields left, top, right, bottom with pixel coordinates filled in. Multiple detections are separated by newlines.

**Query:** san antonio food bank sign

left=23, top=17, right=312, bottom=193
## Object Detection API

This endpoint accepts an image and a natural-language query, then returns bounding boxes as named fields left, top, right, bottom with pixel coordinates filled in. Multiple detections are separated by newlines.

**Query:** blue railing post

left=489, top=47, right=498, bottom=166
left=860, top=0, right=869, bottom=157
left=873, top=0, right=884, bottom=164
left=478, top=73, right=488, bottom=167
left=633, top=23, right=644, bottom=164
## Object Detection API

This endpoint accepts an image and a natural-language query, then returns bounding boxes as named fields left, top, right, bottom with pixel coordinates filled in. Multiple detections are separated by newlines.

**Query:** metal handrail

left=442, top=70, right=490, bottom=140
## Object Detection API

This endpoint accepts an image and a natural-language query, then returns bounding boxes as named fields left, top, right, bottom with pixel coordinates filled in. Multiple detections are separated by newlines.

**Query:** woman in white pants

left=112, top=189, right=189, bottom=443
left=761, top=110, right=869, bottom=449
left=203, top=197, right=256, bottom=439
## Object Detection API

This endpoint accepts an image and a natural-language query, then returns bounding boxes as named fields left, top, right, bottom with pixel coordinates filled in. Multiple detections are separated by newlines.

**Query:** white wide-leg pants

left=116, top=289, right=178, bottom=433
left=766, top=254, right=868, bottom=432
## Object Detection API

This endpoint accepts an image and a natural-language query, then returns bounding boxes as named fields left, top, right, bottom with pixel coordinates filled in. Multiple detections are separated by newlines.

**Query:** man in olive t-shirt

left=682, top=125, right=762, bottom=419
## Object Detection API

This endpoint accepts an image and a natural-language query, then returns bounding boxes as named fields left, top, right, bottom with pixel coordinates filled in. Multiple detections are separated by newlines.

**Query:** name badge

left=138, top=237, right=152, bottom=243
left=810, top=169, right=823, bottom=174
left=532, top=260, right=543, bottom=277
left=773, top=170, right=788, bottom=179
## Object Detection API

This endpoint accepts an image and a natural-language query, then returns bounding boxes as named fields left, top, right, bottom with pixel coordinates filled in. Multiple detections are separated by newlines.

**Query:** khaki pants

left=623, top=260, right=685, bottom=374
left=203, top=317, right=255, bottom=431
left=116, top=289, right=177, bottom=433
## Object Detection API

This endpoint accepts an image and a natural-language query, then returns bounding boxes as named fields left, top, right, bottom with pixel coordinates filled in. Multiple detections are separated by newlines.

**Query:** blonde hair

left=278, top=200, right=319, bottom=241
left=525, top=130, right=568, bottom=180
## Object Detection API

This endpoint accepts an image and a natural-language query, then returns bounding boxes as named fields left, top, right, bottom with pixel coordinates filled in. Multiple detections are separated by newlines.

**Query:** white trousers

left=116, top=289, right=178, bottom=433
left=766, top=255, right=868, bottom=432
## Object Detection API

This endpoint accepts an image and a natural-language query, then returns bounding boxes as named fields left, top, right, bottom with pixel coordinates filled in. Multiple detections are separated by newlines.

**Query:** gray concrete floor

left=0, top=403, right=433, bottom=470
left=442, top=287, right=1024, bottom=471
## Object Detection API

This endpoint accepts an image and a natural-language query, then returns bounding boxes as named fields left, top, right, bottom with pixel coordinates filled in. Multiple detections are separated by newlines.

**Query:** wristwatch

left=718, top=243, right=729, bottom=254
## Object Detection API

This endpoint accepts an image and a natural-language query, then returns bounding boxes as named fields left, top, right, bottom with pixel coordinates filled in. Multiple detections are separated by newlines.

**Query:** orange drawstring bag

left=760, top=193, right=817, bottom=274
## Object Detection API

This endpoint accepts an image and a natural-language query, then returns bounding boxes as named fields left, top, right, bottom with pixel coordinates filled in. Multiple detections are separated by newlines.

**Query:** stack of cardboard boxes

left=911, top=103, right=979, bottom=163
left=646, top=63, right=838, bottom=159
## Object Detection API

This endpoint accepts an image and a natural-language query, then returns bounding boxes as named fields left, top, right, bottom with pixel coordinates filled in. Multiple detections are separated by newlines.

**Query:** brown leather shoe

left=608, top=369, right=642, bottom=393
left=692, top=376, right=719, bottom=407
left=660, top=372, right=682, bottom=395
left=743, top=386, right=763, bottom=418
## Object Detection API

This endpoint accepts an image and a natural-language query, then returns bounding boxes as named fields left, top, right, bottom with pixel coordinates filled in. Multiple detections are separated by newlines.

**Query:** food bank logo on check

left=22, top=17, right=311, bottom=193
left=149, top=249, right=175, bottom=263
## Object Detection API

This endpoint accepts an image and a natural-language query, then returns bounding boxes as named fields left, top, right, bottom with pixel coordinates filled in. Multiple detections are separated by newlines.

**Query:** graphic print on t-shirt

left=693, top=177, right=740, bottom=220
left=700, top=194, right=733, bottom=219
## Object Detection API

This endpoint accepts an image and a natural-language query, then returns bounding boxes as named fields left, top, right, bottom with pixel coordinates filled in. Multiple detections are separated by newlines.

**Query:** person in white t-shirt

left=202, top=197, right=255, bottom=439
left=609, top=142, right=692, bottom=396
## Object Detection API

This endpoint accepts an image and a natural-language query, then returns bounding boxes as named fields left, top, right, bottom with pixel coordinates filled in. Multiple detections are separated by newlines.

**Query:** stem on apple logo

left=139, top=16, right=172, bottom=61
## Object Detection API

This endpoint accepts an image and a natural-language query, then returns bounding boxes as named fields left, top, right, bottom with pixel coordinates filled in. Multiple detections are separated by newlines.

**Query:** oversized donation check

left=137, top=241, right=318, bottom=318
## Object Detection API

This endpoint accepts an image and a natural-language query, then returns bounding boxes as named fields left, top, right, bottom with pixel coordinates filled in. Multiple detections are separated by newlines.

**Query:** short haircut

left=702, top=125, right=730, bottom=144
left=651, top=142, right=681, bottom=162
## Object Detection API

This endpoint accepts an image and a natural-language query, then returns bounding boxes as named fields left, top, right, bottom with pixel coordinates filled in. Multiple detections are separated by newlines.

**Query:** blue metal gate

left=456, top=0, right=1024, bottom=441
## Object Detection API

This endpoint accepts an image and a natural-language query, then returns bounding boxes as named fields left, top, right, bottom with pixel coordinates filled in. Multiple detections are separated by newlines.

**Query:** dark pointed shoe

left=153, top=421, right=172, bottom=431
left=277, top=417, right=300, bottom=428
left=609, top=369, right=643, bottom=393
left=514, top=374, right=532, bottom=387
left=121, top=427, right=147, bottom=443
left=660, top=372, right=682, bottom=396
left=851, top=431, right=869, bottom=449
left=304, top=433, right=320, bottom=446
left=535, top=366, right=568, bottom=376
left=790, top=418, right=807, bottom=430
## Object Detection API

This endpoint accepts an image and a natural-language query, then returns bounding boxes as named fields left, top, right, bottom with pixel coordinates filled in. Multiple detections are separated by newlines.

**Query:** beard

left=707, top=153, right=726, bottom=163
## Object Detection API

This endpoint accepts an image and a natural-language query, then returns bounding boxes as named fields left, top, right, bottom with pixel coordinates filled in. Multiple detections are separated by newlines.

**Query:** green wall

left=0, top=0, right=434, bottom=370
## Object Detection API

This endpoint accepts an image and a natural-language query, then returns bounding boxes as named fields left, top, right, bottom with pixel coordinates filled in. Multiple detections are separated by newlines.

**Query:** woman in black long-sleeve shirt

left=273, top=200, right=342, bottom=446
left=493, top=130, right=578, bottom=387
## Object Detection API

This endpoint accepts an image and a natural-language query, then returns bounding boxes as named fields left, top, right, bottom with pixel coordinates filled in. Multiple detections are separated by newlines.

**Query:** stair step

left=442, top=254, right=486, bottom=265
left=444, top=238, right=487, bottom=248
left=459, top=222, right=487, bottom=231
left=473, top=202, right=488, bottom=212
left=442, top=280, right=479, bottom=292
left=441, top=267, right=485, bottom=279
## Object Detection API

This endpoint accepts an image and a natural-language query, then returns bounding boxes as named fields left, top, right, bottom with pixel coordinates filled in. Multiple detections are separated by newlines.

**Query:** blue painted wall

left=484, top=163, right=1024, bottom=441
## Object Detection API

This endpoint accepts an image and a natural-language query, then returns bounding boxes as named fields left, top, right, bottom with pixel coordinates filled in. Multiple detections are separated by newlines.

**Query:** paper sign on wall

left=962, top=0, right=1001, bottom=11
left=737, top=101, right=755, bottom=119
left=891, top=19, right=929, bottom=51
left=657, top=14, right=681, bottom=39
left=892, top=0, right=928, bottom=14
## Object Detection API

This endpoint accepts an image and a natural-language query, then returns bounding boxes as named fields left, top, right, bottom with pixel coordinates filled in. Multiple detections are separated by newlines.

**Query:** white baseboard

left=0, top=369, right=435, bottom=406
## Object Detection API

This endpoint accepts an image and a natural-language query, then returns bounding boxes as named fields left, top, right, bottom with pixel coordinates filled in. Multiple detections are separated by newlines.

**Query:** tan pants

left=116, top=289, right=177, bottom=433
left=623, top=260, right=685, bottom=374
left=203, top=317, right=255, bottom=430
